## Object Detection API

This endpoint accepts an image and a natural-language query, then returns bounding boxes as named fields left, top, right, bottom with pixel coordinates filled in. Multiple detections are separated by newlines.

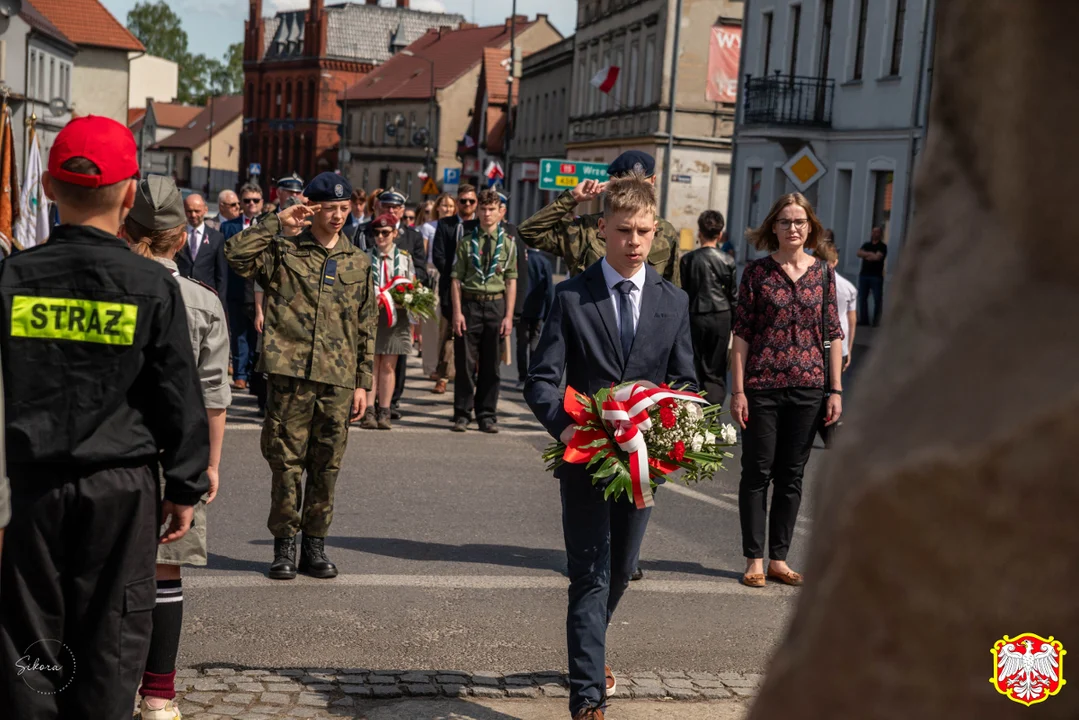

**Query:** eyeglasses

left=404, top=214, right=416, bottom=221
left=373, top=229, right=394, bottom=238
left=242, top=198, right=262, bottom=205
left=458, top=198, right=477, bottom=205
left=223, top=202, right=240, bottom=208
left=777, top=219, right=809, bottom=230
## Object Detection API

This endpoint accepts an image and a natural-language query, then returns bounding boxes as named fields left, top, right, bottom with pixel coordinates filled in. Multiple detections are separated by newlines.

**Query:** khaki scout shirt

left=225, top=213, right=377, bottom=390
left=154, top=257, right=232, bottom=410
left=452, top=225, right=518, bottom=295
left=517, top=189, right=682, bottom=286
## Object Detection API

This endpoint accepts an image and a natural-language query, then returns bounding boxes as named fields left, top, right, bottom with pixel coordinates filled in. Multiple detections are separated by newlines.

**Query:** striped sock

left=141, top=579, right=183, bottom=698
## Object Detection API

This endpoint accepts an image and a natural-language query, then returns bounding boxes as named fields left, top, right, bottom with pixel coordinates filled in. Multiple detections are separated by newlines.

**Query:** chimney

left=396, top=0, right=410, bottom=7
left=505, top=15, right=527, bottom=27
left=245, top=0, right=265, bottom=62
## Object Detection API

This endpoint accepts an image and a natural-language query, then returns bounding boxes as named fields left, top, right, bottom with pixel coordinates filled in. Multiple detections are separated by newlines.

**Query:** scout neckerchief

left=470, top=224, right=505, bottom=283
left=373, top=244, right=410, bottom=327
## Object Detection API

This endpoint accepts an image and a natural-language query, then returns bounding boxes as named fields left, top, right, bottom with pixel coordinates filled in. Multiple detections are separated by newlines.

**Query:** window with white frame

left=852, top=0, right=869, bottom=80
left=29, top=52, right=36, bottom=99
left=888, top=0, right=907, bottom=76
left=628, top=40, right=639, bottom=107
left=788, top=5, right=801, bottom=76
left=642, top=34, right=656, bottom=106
left=761, top=11, right=773, bottom=75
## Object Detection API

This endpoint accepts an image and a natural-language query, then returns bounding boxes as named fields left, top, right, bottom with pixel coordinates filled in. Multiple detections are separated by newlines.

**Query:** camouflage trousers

left=262, top=374, right=353, bottom=538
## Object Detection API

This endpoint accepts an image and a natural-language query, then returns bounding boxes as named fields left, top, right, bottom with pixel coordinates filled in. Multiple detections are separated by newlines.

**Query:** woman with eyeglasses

left=361, top=214, right=416, bottom=430
left=730, top=193, right=844, bottom=589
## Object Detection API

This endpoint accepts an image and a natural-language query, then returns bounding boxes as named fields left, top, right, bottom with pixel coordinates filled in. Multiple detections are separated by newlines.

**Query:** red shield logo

left=991, top=633, right=1066, bottom=706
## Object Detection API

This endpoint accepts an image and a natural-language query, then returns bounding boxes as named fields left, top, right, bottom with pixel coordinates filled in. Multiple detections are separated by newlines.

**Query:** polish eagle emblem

left=991, top=633, right=1066, bottom=706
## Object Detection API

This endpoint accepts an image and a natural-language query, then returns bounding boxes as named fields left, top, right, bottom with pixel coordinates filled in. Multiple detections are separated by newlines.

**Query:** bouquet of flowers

left=378, top=277, right=437, bottom=326
left=542, top=382, right=738, bottom=509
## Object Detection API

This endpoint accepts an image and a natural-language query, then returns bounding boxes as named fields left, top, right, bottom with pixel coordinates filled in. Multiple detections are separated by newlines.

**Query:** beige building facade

left=567, top=0, right=743, bottom=248
left=71, top=47, right=130, bottom=124
left=128, top=53, right=179, bottom=107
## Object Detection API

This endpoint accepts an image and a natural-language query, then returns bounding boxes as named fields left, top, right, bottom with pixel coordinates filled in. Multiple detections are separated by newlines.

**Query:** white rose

left=686, top=402, right=703, bottom=420
left=403, top=293, right=414, bottom=303
left=691, top=433, right=704, bottom=452
left=720, top=423, right=737, bottom=445
left=705, top=430, right=716, bottom=445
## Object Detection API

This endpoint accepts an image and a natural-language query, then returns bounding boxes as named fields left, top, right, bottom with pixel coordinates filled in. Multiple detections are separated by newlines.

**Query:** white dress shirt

left=187, top=223, right=205, bottom=259
left=600, top=258, right=646, bottom=333
left=835, top=271, right=858, bottom=356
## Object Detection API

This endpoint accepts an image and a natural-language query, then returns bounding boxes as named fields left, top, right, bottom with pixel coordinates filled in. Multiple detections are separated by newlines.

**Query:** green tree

left=221, top=43, right=244, bottom=95
left=126, top=1, right=188, bottom=63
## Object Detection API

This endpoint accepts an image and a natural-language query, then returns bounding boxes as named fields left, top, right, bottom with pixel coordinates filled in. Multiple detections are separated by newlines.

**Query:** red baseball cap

left=48, top=115, right=139, bottom=188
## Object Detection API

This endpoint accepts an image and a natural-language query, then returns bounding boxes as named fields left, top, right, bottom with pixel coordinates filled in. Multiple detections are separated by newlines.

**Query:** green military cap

left=129, top=175, right=185, bottom=230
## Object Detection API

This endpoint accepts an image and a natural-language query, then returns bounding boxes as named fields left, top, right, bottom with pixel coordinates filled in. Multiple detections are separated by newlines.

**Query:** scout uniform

left=0, top=116, right=210, bottom=718
left=518, top=150, right=682, bottom=286
left=451, top=219, right=518, bottom=432
left=225, top=172, right=377, bottom=580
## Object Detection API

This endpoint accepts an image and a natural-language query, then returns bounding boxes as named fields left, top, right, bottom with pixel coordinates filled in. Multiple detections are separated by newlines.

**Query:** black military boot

left=269, top=537, right=297, bottom=580
left=299, top=535, right=338, bottom=579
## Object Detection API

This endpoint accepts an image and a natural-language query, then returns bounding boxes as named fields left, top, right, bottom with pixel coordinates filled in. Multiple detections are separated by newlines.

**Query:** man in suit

left=361, top=189, right=428, bottom=419
left=177, top=193, right=228, bottom=300
left=525, top=174, right=696, bottom=720
left=343, top=188, right=368, bottom=235
left=430, top=184, right=478, bottom=393
left=221, top=183, right=265, bottom=390
left=206, top=189, right=240, bottom=231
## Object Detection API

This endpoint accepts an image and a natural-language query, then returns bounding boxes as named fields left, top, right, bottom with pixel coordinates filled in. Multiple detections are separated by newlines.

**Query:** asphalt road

left=180, top=356, right=823, bottom=677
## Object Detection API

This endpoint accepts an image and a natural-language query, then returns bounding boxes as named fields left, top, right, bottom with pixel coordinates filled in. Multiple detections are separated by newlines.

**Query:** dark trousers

left=561, top=473, right=651, bottom=714
left=0, top=464, right=159, bottom=719
left=453, top=297, right=504, bottom=422
left=392, top=353, right=408, bottom=406
left=688, top=310, right=732, bottom=405
left=858, top=275, right=884, bottom=326
left=227, top=301, right=257, bottom=381
left=516, top=317, right=542, bottom=382
left=739, top=388, right=823, bottom=560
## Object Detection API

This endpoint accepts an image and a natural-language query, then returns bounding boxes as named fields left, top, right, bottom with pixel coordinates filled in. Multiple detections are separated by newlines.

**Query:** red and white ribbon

left=600, top=383, right=707, bottom=509
left=378, top=275, right=412, bottom=327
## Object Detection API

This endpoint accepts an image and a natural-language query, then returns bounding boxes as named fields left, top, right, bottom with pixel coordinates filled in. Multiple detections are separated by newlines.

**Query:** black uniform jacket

left=678, top=246, right=738, bottom=314
left=0, top=225, right=211, bottom=506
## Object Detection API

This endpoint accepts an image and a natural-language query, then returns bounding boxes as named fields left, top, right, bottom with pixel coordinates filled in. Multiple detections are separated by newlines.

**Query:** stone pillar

left=749, top=1, right=1079, bottom=717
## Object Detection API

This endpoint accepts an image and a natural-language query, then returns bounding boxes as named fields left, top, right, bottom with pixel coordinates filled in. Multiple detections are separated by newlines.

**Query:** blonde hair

left=365, top=189, right=382, bottom=217
left=603, top=171, right=657, bottom=218
left=124, top=216, right=185, bottom=260
left=415, top=200, right=435, bottom=226
left=747, top=193, right=825, bottom=253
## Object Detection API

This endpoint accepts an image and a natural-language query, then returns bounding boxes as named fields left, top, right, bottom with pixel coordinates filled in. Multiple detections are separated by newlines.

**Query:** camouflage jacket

left=517, top=189, right=681, bottom=286
left=225, top=213, right=377, bottom=391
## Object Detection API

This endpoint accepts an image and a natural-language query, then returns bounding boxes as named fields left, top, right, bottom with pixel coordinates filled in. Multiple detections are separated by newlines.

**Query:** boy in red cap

left=0, top=115, right=210, bottom=719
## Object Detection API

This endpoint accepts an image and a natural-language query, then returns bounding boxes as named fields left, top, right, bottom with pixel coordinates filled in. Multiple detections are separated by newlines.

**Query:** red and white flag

left=485, top=161, right=504, bottom=187
left=590, top=65, right=620, bottom=94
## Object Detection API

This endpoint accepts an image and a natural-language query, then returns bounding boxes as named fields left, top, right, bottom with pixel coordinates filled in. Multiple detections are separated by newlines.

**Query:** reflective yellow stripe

left=10, top=295, right=139, bottom=346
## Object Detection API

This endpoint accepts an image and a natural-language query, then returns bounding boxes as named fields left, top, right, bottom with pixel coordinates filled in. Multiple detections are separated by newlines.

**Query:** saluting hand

left=278, top=203, right=320, bottom=229
left=571, top=180, right=608, bottom=204
left=159, top=501, right=195, bottom=544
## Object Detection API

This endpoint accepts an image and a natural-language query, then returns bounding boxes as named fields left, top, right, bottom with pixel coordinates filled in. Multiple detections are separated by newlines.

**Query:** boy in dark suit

left=525, top=174, right=697, bottom=720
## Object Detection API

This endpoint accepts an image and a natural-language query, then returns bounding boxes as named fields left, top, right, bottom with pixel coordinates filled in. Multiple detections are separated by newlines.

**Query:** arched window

left=308, top=80, right=316, bottom=117
left=293, top=135, right=302, bottom=175
left=275, top=82, right=283, bottom=118
left=263, top=84, right=271, bottom=119
left=285, top=82, right=293, bottom=116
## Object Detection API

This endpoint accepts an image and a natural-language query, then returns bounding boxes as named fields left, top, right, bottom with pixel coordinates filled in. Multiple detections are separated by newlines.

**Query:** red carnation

left=659, top=382, right=669, bottom=389
left=669, top=441, right=686, bottom=461
left=658, top=397, right=677, bottom=409
left=660, top=406, right=677, bottom=429
left=406, top=283, right=414, bottom=290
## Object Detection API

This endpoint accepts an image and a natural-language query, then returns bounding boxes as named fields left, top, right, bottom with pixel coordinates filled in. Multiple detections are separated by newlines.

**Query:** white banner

left=14, top=130, right=49, bottom=249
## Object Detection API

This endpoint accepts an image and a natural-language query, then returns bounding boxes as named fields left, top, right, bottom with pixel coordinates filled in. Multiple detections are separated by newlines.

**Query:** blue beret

left=304, top=172, right=352, bottom=202
left=378, top=189, right=406, bottom=206
left=497, top=191, right=508, bottom=206
left=277, top=173, right=304, bottom=191
left=607, top=150, right=656, bottom=178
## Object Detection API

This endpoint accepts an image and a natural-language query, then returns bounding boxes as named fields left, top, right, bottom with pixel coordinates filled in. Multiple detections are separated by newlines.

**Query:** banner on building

left=706, top=24, right=741, bottom=104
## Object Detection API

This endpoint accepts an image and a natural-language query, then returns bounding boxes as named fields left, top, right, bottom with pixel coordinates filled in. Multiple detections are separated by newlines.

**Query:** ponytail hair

left=123, top=215, right=186, bottom=260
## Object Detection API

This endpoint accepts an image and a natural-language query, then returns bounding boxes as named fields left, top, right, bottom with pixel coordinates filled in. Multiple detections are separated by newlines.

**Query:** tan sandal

left=741, top=572, right=766, bottom=588
left=766, top=568, right=804, bottom=586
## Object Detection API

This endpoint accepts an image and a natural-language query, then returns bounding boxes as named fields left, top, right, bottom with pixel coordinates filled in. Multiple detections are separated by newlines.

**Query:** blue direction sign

left=248, top=163, right=262, bottom=176
left=539, top=158, right=609, bottom=191
left=443, top=168, right=461, bottom=185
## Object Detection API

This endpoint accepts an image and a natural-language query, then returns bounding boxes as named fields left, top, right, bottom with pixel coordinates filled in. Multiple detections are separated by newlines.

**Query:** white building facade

left=728, top=0, right=936, bottom=277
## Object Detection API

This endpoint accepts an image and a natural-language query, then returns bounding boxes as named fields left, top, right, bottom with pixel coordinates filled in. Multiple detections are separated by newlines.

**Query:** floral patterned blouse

left=733, top=256, right=843, bottom=390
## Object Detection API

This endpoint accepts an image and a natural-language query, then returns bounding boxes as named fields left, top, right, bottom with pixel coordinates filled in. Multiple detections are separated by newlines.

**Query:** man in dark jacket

left=221, top=183, right=265, bottom=390
left=429, top=184, right=478, bottom=393
left=177, top=192, right=228, bottom=300
left=679, top=210, right=737, bottom=405
left=516, top=245, right=554, bottom=389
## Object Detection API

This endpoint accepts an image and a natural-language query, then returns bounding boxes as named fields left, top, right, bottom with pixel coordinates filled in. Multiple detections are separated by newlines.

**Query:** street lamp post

left=400, top=49, right=437, bottom=188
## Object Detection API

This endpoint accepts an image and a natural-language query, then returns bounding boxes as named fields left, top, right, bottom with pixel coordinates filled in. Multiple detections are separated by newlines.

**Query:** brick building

left=240, top=0, right=462, bottom=193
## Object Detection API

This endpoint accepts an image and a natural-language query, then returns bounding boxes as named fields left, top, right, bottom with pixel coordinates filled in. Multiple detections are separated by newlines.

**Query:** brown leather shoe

left=767, top=567, right=804, bottom=586
left=741, top=572, right=766, bottom=588
left=232, top=379, right=247, bottom=390
left=605, top=665, right=617, bottom=696
left=432, top=379, right=448, bottom=394
left=572, top=708, right=604, bottom=720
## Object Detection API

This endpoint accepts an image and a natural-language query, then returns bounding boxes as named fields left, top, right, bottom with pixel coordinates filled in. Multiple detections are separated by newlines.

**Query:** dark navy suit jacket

left=525, top=261, right=697, bottom=478
left=175, top=225, right=227, bottom=301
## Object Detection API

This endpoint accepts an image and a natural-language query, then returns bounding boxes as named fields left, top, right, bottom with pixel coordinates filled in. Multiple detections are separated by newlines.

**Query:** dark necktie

left=615, top=280, right=635, bottom=360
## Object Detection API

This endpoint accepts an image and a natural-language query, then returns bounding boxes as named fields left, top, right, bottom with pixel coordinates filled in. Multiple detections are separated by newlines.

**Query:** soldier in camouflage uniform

left=518, top=150, right=682, bottom=287
left=225, top=172, right=377, bottom=580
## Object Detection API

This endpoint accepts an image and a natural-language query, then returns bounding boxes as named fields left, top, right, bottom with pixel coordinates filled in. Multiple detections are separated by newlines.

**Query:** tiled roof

left=262, top=2, right=464, bottom=65
left=152, top=96, right=244, bottom=151
left=20, top=0, right=77, bottom=53
left=483, top=48, right=512, bottom=104
left=31, top=0, right=145, bottom=52
left=463, top=49, right=520, bottom=156
left=153, top=102, right=204, bottom=130
left=342, top=21, right=534, bottom=102
left=128, top=108, right=147, bottom=127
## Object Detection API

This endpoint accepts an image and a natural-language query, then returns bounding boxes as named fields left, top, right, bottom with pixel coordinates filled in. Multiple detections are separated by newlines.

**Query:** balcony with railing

left=743, top=73, right=835, bottom=127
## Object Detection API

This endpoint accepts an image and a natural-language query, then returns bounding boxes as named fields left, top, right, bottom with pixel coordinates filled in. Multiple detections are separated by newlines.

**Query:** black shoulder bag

left=816, top=261, right=836, bottom=447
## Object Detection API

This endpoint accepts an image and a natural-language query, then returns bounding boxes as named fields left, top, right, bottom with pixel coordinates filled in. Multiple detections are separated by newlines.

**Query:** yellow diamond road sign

left=782, top=147, right=826, bottom=192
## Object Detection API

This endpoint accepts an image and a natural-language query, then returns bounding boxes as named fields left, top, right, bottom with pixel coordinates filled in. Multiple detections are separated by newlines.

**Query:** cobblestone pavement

left=169, top=666, right=761, bottom=718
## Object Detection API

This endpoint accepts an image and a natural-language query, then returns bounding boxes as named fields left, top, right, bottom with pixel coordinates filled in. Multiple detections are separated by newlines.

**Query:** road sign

left=248, top=163, right=261, bottom=176
left=539, top=159, right=609, bottom=192
left=443, top=168, right=461, bottom=185
left=781, top=146, right=826, bottom=192
left=421, top=176, right=440, bottom=196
